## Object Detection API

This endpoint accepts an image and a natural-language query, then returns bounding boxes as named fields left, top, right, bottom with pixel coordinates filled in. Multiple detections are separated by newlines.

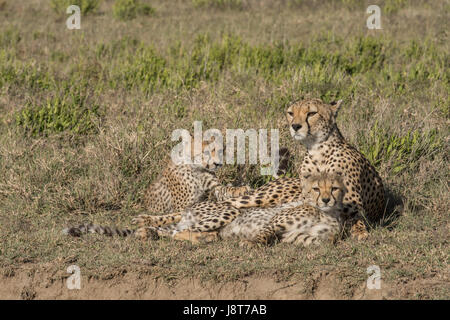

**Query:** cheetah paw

left=173, top=231, right=218, bottom=244
left=349, top=219, right=369, bottom=241
left=351, top=231, right=369, bottom=241
left=198, top=232, right=219, bottom=243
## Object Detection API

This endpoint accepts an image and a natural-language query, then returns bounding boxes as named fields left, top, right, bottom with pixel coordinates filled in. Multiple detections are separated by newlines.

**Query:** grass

left=0, top=0, right=448, bottom=299
left=50, top=0, right=101, bottom=14
left=112, top=0, right=155, bottom=21
left=15, top=85, right=102, bottom=136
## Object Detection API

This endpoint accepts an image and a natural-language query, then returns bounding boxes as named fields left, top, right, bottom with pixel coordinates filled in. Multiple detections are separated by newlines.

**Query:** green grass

left=50, top=0, right=101, bottom=14
left=358, top=124, right=442, bottom=174
left=15, top=86, right=102, bottom=136
left=0, top=0, right=448, bottom=299
left=112, top=0, right=155, bottom=21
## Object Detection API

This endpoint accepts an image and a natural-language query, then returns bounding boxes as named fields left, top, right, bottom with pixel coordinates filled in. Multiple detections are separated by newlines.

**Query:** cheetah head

left=176, top=133, right=224, bottom=171
left=201, top=141, right=224, bottom=171
left=286, top=98, right=342, bottom=147
left=302, top=172, right=346, bottom=213
left=185, top=136, right=224, bottom=172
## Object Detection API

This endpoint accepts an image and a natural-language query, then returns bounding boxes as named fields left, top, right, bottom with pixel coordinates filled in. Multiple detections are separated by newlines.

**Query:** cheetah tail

left=62, top=223, right=134, bottom=237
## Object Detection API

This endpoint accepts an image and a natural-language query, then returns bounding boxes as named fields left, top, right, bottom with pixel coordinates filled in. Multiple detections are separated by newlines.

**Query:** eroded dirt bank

left=0, top=265, right=420, bottom=300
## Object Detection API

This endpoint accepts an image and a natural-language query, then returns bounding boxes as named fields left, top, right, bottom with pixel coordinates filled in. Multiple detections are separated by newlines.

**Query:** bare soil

left=2, top=264, right=447, bottom=300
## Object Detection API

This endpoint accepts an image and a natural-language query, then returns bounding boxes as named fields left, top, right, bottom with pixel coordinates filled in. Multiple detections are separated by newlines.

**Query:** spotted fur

left=235, top=172, right=346, bottom=246
left=223, top=98, right=385, bottom=240
left=142, top=137, right=251, bottom=214
left=133, top=147, right=291, bottom=228
left=136, top=172, right=345, bottom=247
left=63, top=136, right=250, bottom=238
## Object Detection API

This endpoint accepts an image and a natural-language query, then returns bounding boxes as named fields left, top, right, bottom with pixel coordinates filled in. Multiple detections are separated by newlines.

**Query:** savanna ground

left=0, top=0, right=448, bottom=299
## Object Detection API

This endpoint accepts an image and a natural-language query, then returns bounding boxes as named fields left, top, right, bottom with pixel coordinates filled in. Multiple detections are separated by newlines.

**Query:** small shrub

left=384, top=0, right=409, bottom=14
left=114, top=45, right=168, bottom=90
left=50, top=0, right=101, bottom=14
left=15, top=88, right=102, bottom=136
left=342, top=36, right=386, bottom=75
left=113, top=0, right=155, bottom=21
left=0, top=50, right=53, bottom=90
left=358, top=122, right=442, bottom=174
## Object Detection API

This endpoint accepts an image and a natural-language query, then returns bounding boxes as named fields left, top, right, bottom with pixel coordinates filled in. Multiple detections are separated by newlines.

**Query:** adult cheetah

left=224, top=98, right=385, bottom=239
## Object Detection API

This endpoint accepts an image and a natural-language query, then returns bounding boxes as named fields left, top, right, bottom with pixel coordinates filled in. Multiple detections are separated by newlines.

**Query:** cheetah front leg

left=135, top=223, right=181, bottom=241
left=347, top=217, right=369, bottom=240
left=343, top=205, right=369, bottom=240
left=241, top=224, right=277, bottom=247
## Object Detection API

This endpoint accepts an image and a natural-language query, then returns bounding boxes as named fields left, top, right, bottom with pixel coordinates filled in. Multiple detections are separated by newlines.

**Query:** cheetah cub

left=240, top=172, right=346, bottom=247
left=62, top=135, right=250, bottom=238
left=132, top=135, right=250, bottom=227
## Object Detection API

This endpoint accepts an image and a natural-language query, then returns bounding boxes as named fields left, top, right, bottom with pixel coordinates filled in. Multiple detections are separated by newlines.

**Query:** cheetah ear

left=330, top=99, right=343, bottom=117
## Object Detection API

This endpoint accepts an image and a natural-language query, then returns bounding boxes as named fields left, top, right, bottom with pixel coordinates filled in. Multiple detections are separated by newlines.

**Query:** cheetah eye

left=331, top=187, right=340, bottom=192
left=313, top=187, right=320, bottom=192
left=307, top=112, right=317, bottom=117
left=287, top=111, right=294, bottom=116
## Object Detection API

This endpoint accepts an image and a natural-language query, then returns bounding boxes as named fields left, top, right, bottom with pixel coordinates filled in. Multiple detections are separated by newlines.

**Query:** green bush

left=107, top=33, right=389, bottom=93
left=0, top=49, right=53, bottom=90
left=358, top=123, right=442, bottom=174
left=50, top=0, right=101, bottom=14
left=384, top=0, right=409, bottom=14
left=113, top=45, right=169, bottom=90
left=342, top=36, right=386, bottom=75
left=15, top=88, right=102, bottom=136
left=113, top=0, right=155, bottom=21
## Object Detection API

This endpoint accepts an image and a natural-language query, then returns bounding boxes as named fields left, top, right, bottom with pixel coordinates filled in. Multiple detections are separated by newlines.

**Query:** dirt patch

left=3, top=264, right=442, bottom=300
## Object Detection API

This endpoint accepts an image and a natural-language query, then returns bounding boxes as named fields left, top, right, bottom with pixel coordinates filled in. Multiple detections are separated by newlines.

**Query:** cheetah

left=132, top=147, right=292, bottom=228
left=131, top=134, right=251, bottom=228
left=227, top=172, right=346, bottom=247
left=220, top=98, right=385, bottom=240
left=62, top=135, right=250, bottom=237
left=133, top=181, right=304, bottom=243
left=143, top=135, right=250, bottom=213
left=135, top=172, right=345, bottom=247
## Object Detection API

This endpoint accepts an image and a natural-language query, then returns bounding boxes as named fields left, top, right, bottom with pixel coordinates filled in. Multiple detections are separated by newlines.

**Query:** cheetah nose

left=291, top=124, right=302, bottom=131
left=322, top=198, right=330, bottom=204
